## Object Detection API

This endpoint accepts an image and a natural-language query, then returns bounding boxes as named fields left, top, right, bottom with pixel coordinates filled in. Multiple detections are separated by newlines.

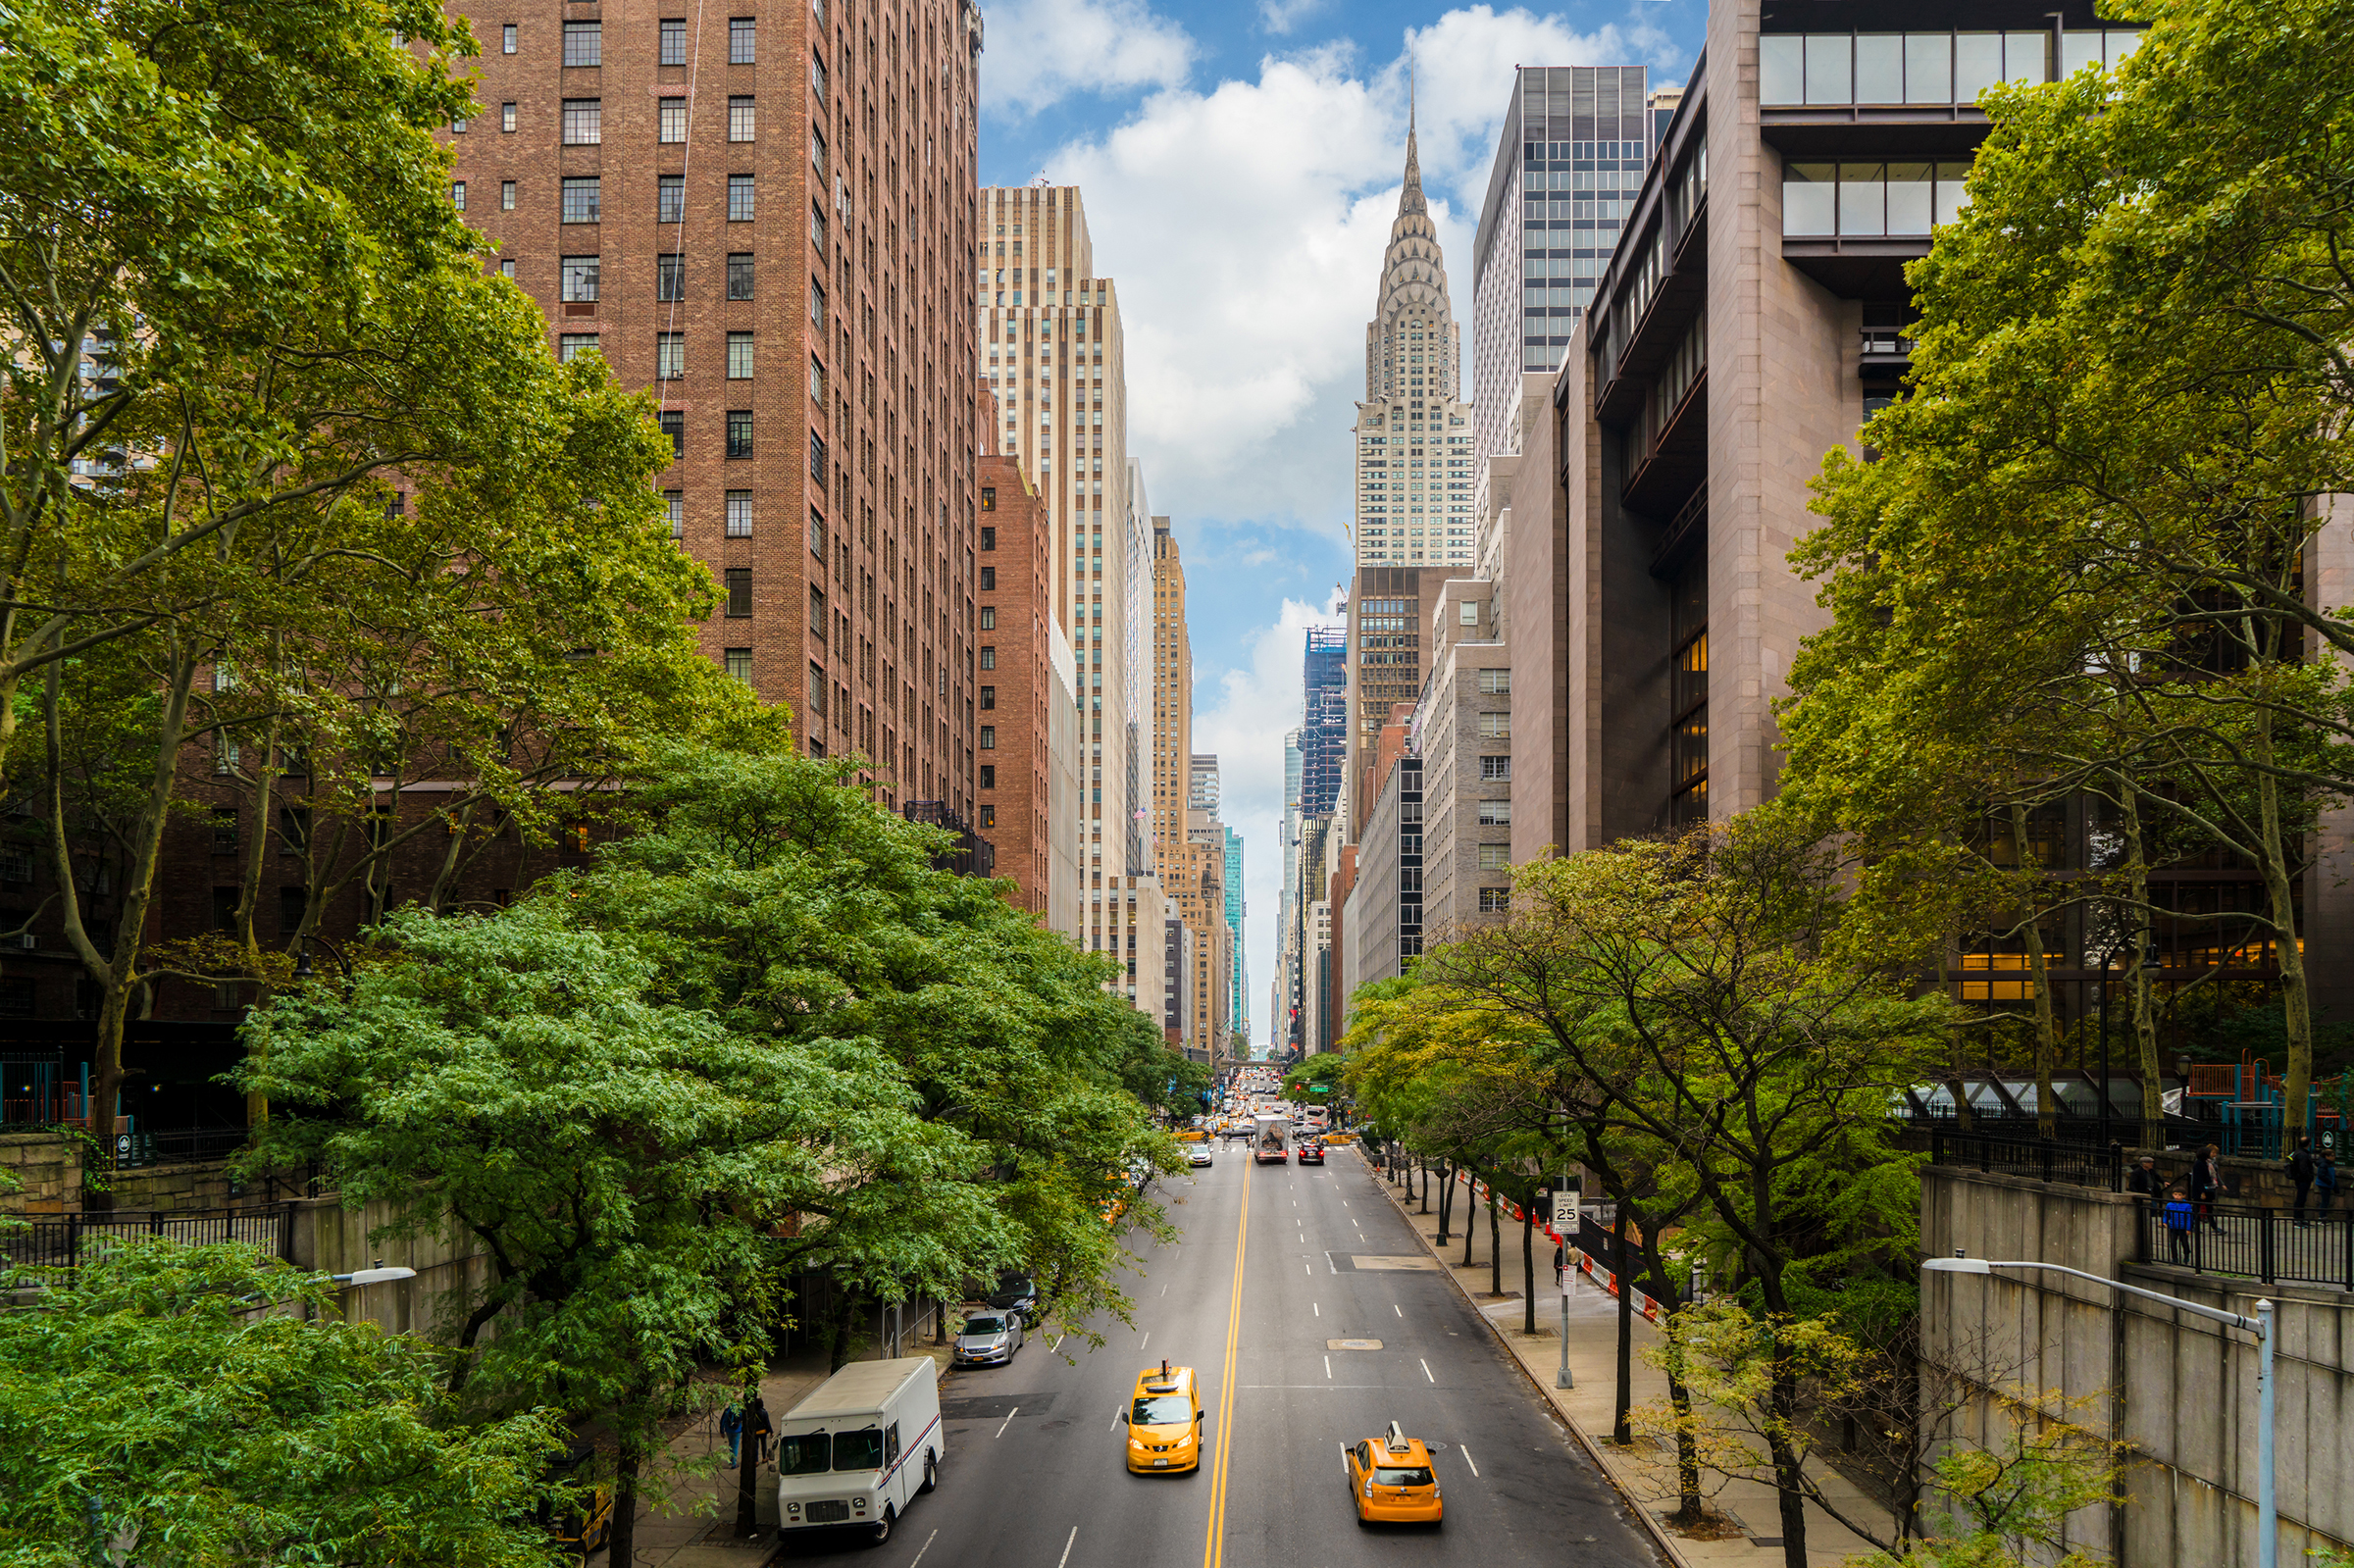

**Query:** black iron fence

left=3, top=1202, right=295, bottom=1274
left=1928, top=1128, right=2125, bottom=1191
left=2137, top=1197, right=2354, bottom=1290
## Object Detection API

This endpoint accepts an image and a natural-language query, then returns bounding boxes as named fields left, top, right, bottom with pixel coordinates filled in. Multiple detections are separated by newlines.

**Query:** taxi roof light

left=1384, top=1420, right=1410, bottom=1454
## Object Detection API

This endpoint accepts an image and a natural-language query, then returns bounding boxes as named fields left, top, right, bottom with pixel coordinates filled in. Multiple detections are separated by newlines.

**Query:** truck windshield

left=833, top=1428, right=886, bottom=1470
left=778, top=1433, right=830, bottom=1476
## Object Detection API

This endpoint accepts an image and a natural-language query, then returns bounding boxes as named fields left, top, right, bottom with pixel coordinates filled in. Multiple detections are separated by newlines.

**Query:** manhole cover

left=1326, top=1339, right=1385, bottom=1351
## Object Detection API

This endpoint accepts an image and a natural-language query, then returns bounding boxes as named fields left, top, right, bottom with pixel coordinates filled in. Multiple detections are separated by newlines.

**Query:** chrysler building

left=1351, top=105, right=1475, bottom=567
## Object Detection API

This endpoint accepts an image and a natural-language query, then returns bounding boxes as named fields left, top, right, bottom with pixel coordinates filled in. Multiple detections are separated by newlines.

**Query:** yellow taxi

left=1346, top=1423, right=1442, bottom=1526
left=1122, top=1360, right=1203, bottom=1474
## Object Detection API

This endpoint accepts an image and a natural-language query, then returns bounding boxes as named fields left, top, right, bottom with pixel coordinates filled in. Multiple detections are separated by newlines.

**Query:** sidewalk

left=1356, top=1151, right=1883, bottom=1568
left=620, top=1338, right=960, bottom=1566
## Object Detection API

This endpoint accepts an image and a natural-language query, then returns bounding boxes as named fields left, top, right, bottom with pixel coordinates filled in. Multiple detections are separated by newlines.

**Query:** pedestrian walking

left=2321, top=1150, right=2341, bottom=1220
left=2163, top=1187, right=2197, bottom=1263
left=718, top=1403, right=743, bottom=1468
left=746, top=1394, right=774, bottom=1467
left=2192, top=1143, right=2226, bottom=1231
left=2290, top=1137, right=2317, bottom=1227
left=2125, top=1154, right=2164, bottom=1202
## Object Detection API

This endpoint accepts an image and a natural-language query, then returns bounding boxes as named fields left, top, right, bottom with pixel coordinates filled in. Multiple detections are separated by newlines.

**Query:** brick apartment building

left=977, top=391, right=1055, bottom=915
left=444, top=0, right=986, bottom=818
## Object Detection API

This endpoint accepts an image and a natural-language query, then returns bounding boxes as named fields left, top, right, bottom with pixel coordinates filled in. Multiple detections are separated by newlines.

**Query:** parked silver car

left=952, top=1312, right=1025, bottom=1367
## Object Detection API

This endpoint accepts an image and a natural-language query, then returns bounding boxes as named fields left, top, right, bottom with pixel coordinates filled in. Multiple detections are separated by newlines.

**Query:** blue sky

left=975, top=0, right=1707, bottom=1047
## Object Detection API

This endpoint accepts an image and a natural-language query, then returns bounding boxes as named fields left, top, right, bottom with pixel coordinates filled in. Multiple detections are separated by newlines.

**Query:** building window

left=562, top=19, right=601, bottom=65
left=728, top=253, right=756, bottom=299
left=1478, top=712, right=1510, bottom=738
left=808, top=663, right=828, bottom=721
left=724, top=568, right=752, bottom=618
left=726, top=410, right=753, bottom=458
left=659, top=97, right=688, bottom=142
left=728, top=96, right=755, bottom=141
left=980, top=727, right=996, bottom=750
left=656, top=253, right=685, bottom=301
left=980, top=646, right=996, bottom=670
left=450, top=180, right=467, bottom=210
left=1477, top=799, right=1511, bottom=827
left=726, top=491, right=752, bottom=537
left=1478, top=843, right=1511, bottom=871
left=659, top=176, right=686, bottom=225
left=727, top=331, right=754, bottom=379
left=980, top=526, right=997, bottom=549
left=1477, top=887, right=1510, bottom=914
left=656, top=332, right=686, bottom=379
left=807, top=279, right=825, bottom=329
left=658, top=410, right=684, bottom=458
left=808, top=127, right=827, bottom=177
left=212, top=806, right=240, bottom=853
left=665, top=489, right=685, bottom=538
left=1479, top=756, right=1511, bottom=781
left=807, top=509, right=826, bottom=557
left=500, top=179, right=516, bottom=210
left=980, top=567, right=996, bottom=590
left=1783, top=161, right=1972, bottom=238
left=809, top=52, right=828, bottom=101
left=558, top=333, right=598, bottom=363
left=502, top=22, right=517, bottom=52
left=979, top=607, right=996, bottom=630
left=728, top=175, right=755, bottom=222
left=560, top=100, right=602, bottom=145
left=1477, top=668, right=1510, bottom=694
left=808, top=357, right=826, bottom=401
left=980, top=686, right=996, bottom=710
left=659, top=17, right=688, bottom=65
left=501, top=102, right=517, bottom=132
left=980, top=489, right=997, bottom=514
left=451, top=114, right=468, bottom=134
left=980, top=764, right=996, bottom=789
left=809, top=202, right=827, bottom=251
left=560, top=256, right=599, bottom=302
left=561, top=177, right=600, bottom=224
left=725, top=647, right=753, bottom=683
left=730, top=16, right=756, bottom=63
left=1669, top=555, right=1709, bottom=829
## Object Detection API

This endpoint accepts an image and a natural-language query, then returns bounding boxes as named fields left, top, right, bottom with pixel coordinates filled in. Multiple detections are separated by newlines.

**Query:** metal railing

left=3, top=1202, right=295, bottom=1274
left=1928, top=1128, right=2125, bottom=1190
left=105, top=1127, right=252, bottom=1170
left=2137, top=1198, right=2354, bottom=1290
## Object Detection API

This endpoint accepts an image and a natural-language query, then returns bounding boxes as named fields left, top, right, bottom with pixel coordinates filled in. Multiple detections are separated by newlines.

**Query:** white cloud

left=1189, top=597, right=1343, bottom=1045
left=1257, top=0, right=1328, bottom=36
left=980, top=0, right=1196, bottom=112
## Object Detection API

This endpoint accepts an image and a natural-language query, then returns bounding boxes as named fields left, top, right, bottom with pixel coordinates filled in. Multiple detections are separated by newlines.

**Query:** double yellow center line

left=1201, top=1168, right=1249, bottom=1568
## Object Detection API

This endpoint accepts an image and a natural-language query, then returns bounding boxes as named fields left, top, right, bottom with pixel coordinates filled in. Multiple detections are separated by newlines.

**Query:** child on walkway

left=2163, top=1187, right=2197, bottom=1263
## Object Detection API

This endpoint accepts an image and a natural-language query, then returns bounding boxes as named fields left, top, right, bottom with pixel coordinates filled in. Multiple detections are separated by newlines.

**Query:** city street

left=778, top=1146, right=1660, bottom=1568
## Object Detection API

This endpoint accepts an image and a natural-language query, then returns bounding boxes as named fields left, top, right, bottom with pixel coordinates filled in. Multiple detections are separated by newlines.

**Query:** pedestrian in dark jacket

left=746, top=1394, right=774, bottom=1467
left=2290, top=1138, right=2317, bottom=1226
left=2162, top=1189, right=2197, bottom=1263
left=2192, top=1144, right=2226, bottom=1230
left=2125, top=1155, right=2164, bottom=1201
left=2321, top=1151, right=2341, bottom=1220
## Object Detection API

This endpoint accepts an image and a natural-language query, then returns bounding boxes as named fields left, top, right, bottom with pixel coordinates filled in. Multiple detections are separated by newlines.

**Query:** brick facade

left=976, top=397, right=1052, bottom=915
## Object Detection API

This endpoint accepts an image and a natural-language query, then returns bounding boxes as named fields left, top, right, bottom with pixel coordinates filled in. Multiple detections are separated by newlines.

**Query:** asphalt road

left=777, top=1142, right=1660, bottom=1568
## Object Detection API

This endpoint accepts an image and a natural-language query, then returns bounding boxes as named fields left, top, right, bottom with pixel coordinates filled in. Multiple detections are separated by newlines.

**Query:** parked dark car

left=986, top=1273, right=1041, bottom=1326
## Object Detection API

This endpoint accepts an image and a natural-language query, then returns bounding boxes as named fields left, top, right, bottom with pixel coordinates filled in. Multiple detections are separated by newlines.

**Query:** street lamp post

left=1925, top=1253, right=2274, bottom=1568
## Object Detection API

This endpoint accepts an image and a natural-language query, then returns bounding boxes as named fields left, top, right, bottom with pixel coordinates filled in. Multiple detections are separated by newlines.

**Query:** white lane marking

left=996, top=1406, right=1020, bottom=1438
left=1139, top=1332, right=1150, bottom=1351
left=1313, top=1302, right=1320, bottom=1317
left=1055, top=1525, right=1078, bottom=1568
left=906, top=1529, right=940, bottom=1568
left=1109, top=1411, right=1122, bottom=1432
left=1460, top=1445, right=1479, bottom=1477
left=1050, top=1334, right=1064, bottom=1352
left=1394, top=1304, right=1403, bottom=1318
left=1342, top=1200, right=1349, bottom=1207
left=1161, top=1284, right=1168, bottom=1297
left=1324, top=1354, right=1332, bottom=1380
left=1340, top=1442, right=1352, bottom=1476
left=1305, top=1264, right=1313, bottom=1275
left=1419, top=1359, right=1435, bottom=1384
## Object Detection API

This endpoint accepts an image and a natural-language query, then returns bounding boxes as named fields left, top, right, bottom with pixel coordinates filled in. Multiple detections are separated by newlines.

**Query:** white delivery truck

left=1253, top=1112, right=1292, bottom=1165
left=774, top=1356, right=944, bottom=1544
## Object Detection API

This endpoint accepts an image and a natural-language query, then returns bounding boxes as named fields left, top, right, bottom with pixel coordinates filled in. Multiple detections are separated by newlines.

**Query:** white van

left=774, top=1356, right=944, bottom=1544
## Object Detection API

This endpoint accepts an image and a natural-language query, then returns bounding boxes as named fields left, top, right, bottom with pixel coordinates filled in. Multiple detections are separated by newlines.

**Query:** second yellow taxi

left=1122, top=1360, right=1203, bottom=1474
left=1346, top=1422, right=1442, bottom=1526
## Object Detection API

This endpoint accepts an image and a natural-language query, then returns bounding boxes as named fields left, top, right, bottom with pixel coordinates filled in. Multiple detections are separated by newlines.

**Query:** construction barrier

left=1434, top=1166, right=1669, bottom=1325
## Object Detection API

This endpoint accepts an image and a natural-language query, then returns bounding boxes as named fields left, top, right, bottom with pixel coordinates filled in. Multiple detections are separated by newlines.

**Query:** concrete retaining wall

left=1922, top=1165, right=2354, bottom=1566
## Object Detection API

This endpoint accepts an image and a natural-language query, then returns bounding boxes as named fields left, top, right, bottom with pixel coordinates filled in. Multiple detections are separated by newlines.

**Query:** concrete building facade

left=1413, top=579, right=1513, bottom=939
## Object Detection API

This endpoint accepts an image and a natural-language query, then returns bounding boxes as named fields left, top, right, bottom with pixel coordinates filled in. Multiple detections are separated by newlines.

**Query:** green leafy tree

left=0, top=1240, right=566, bottom=1568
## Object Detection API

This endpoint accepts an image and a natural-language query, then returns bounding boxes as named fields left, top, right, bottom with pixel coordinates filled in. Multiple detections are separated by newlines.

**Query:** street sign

left=1551, top=1191, right=1577, bottom=1233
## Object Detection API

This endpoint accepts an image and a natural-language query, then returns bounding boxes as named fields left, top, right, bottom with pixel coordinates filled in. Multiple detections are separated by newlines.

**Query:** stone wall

left=0, top=1130, right=84, bottom=1215
left=1921, top=1165, right=2354, bottom=1567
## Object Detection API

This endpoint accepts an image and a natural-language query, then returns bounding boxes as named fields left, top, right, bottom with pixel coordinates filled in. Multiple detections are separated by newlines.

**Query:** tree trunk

left=1612, top=1224, right=1633, bottom=1445
left=2011, top=800, right=2059, bottom=1138
left=609, top=1437, right=643, bottom=1568
left=1487, top=1189, right=1501, bottom=1296
left=2121, top=780, right=2165, bottom=1149
left=2250, top=716, right=2314, bottom=1150
left=1436, top=1161, right=1452, bottom=1244
left=1462, top=1178, right=1477, bottom=1268
left=1418, top=1158, right=1429, bottom=1213
left=1767, top=1366, right=1811, bottom=1568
